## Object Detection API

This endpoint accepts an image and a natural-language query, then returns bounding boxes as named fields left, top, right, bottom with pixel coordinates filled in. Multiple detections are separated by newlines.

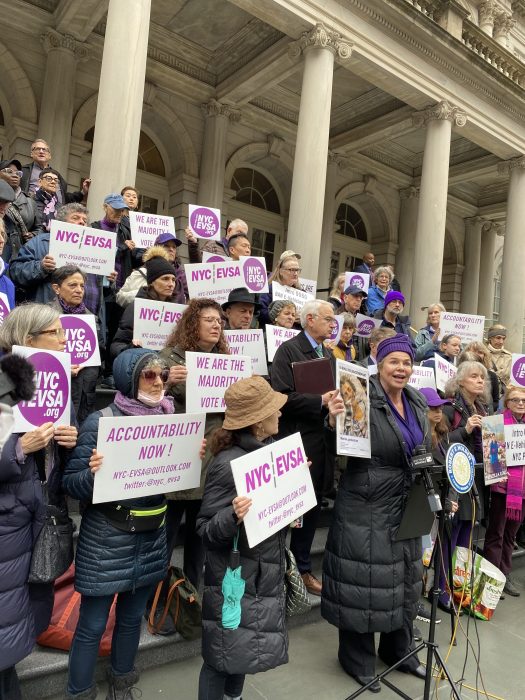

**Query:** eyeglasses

left=1, top=168, right=22, bottom=177
left=38, top=327, right=66, bottom=339
left=508, top=398, right=525, bottom=405
left=201, top=316, right=224, bottom=327
left=40, top=175, right=59, bottom=183
left=281, top=267, right=301, bottom=274
left=32, top=146, right=50, bottom=152
left=141, top=369, right=170, bottom=383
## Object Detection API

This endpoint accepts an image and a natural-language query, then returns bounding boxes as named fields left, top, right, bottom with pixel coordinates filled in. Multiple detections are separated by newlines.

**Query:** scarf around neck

left=114, top=390, right=174, bottom=416
left=57, top=295, right=87, bottom=315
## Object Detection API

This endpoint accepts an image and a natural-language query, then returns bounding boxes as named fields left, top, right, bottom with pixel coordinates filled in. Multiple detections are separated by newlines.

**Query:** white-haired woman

left=328, top=273, right=346, bottom=311
left=259, top=250, right=302, bottom=327
left=414, top=302, right=446, bottom=362
left=365, top=265, right=393, bottom=315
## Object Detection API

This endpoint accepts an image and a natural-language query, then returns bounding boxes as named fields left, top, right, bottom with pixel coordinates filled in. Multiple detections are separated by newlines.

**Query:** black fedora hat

left=221, top=287, right=261, bottom=311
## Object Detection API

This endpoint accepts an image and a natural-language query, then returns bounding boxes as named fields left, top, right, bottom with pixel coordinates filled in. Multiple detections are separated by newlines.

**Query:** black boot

left=105, top=668, right=141, bottom=700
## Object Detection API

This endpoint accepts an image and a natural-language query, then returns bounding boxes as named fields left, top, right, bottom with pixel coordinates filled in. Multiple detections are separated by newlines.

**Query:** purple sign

left=61, top=315, right=99, bottom=366
left=511, top=356, right=525, bottom=387
left=358, top=319, right=375, bottom=336
left=349, top=274, right=365, bottom=289
left=189, top=205, right=220, bottom=239
left=243, top=257, right=267, bottom=293
left=207, top=255, right=226, bottom=262
left=18, top=352, right=69, bottom=425
left=0, top=294, right=11, bottom=323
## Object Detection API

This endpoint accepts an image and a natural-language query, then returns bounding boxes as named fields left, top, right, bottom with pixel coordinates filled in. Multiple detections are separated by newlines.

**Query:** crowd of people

left=0, top=138, right=524, bottom=700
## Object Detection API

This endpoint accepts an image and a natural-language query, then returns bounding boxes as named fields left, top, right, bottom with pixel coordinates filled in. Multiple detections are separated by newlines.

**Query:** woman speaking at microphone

left=322, top=334, right=428, bottom=692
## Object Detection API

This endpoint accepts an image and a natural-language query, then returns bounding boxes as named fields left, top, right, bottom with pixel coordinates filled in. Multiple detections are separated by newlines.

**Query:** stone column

left=287, top=24, right=352, bottom=280
left=410, top=101, right=467, bottom=328
left=317, top=151, right=343, bottom=292
left=477, top=221, right=500, bottom=322
left=39, top=29, right=90, bottom=177
left=396, top=186, right=419, bottom=307
left=460, top=217, right=484, bottom=314
left=498, top=157, right=525, bottom=351
left=478, top=1, right=496, bottom=36
left=87, top=0, right=152, bottom=218
left=197, top=100, right=240, bottom=210
left=493, top=12, right=515, bottom=48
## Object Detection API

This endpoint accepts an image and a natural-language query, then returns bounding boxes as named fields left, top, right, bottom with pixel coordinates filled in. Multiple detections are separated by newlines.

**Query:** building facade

left=1, top=0, right=524, bottom=346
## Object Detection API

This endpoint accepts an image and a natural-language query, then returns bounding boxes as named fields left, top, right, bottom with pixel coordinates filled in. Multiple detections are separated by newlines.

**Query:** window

left=335, top=203, right=368, bottom=241
left=250, top=228, right=276, bottom=270
left=137, top=194, right=159, bottom=214
left=84, top=128, right=165, bottom=176
left=231, top=168, right=280, bottom=214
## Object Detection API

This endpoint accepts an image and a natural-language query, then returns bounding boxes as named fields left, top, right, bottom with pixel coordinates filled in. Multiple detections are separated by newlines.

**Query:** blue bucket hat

left=104, top=193, right=127, bottom=210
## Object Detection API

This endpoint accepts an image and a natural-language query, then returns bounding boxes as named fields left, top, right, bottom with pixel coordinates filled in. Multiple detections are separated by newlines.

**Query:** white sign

left=230, top=432, right=316, bottom=548
left=504, top=423, right=525, bottom=467
left=49, top=220, right=116, bottom=276
left=186, top=257, right=268, bottom=304
left=93, top=413, right=205, bottom=504
left=435, top=354, right=457, bottom=393
left=326, top=314, right=344, bottom=345
left=188, top=204, right=221, bottom=241
left=12, top=346, right=71, bottom=432
left=344, top=271, right=370, bottom=294
left=185, top=351, right=251, bottom=413
left=133, top=299, right=186, bottom=351
left=409, top=366, right=436, bottom=390
left=225, top=329, right=268, bottom=376
left=439, top=312, right=485, bottom=344
left=202, top=250, right=227, bottom=263
left=0, top=291, right=12, bottom=324
left=265, top=325, right=300, bottom=362
left=299, top=277, right=317, bottom=296
left=271, top=281, right=313, bottom=312
left=336, top=359, right=371, bottom=458
left=60, top=314, right=100, bottom=367
left=129, top=211, right=176, bottom=248
left=355, top=313, right=382, bottom=338
left=368, top=364, right=378, bottom=376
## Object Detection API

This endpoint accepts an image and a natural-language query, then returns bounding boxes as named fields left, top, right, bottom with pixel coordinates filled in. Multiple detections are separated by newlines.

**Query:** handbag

left=148, top=566, right=202, bottom=640
left=284, top=547, right=311, bottom=617
left=28, top=499, right=74, bottom=584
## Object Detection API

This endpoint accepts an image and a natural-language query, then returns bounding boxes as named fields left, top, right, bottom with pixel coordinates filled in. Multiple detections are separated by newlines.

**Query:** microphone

left=0, top=354, right=36, bottom=407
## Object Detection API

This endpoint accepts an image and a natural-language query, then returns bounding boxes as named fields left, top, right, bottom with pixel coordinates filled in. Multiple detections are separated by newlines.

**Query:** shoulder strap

left=98, top=406, right=114, bottom=418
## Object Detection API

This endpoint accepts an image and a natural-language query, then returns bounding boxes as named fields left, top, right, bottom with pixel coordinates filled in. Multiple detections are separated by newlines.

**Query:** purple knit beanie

left=376, top=333, right=414, bottom=364
left=384, top=290, right=405, bottom=307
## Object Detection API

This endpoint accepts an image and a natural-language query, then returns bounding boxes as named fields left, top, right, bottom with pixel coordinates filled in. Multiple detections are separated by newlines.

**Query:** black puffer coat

left=322, top=376, right=428, bottom=634
left=196, top=432, right=288, bottom=675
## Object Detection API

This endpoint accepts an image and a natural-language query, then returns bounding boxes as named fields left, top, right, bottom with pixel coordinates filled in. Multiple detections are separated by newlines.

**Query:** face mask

left=137, top=389, right=165, bottom=407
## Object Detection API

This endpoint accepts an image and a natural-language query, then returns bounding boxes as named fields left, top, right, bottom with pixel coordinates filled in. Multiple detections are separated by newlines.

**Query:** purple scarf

left=386, top=391, right=424, bottom=459
left=113, top=390, right=174, bottom=416
left=336, top=340, right=353, bottom=363
left=503, top=409, right=525, bottom=520
left=57, top=295, right=87, bottom=315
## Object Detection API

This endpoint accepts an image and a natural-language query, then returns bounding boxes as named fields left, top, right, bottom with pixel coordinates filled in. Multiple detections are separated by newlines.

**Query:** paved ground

left=50, top=562, right=525, bottom=700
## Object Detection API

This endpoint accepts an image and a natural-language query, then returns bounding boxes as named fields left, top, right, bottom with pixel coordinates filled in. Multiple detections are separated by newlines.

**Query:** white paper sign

left=225, top=329, right=268, bottom=375
left=504, top=423, right=525, bottom=467
left=299, top=277, right=317, bottom=296
left=129, top=211, right=176, bottom=248
left=185, top=351, right=251, bottom=413
left=439, top=312, right=485, bottom=344
left=230, top=432, right=316, bottom=548
left=61, top=314, right=100, bottom=367
left=49, top=220, right=116, bottom=276
left=326, top=314, right=344, bottom=345
left=336, top=359, right=371, bottom=458
left=510, top=354, right=525, bottom=388
left=188, top=204, right=221, bottom=241
left=202, top=250, right=227, bottom=263
left=12, top=346, right=71, bottom=432
left=435, top=354, right=457, bottom=393
left=355, top=314, right=382, bottom=338
left=409, top=366, right=436, bottom=390
left=271, top=281, right=313, bottom=312
left=186, top=257, right=268, bottom=304
left=344, top=271, right=370, bottom=294
left=265, top=325, right=300, bottom=362
left=133, top=299, right=186, bottom=351
left=0, top=291, right=12, bottom=324
left=93, top=413, right=205, bottom=503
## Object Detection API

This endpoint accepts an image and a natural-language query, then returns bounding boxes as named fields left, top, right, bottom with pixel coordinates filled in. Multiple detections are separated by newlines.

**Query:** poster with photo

left=481, top=414, right=508, bottom=485
left=336, top=359, right=371, bottom=458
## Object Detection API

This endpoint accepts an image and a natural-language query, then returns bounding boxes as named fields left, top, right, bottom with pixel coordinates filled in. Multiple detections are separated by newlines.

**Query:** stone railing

left=462, top=19, right=525, bottom=86
left=403, top=0, right=440, bottom=20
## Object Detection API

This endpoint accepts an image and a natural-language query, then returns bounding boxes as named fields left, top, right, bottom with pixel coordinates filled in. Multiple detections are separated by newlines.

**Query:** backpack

left=147, top=566, right=202, bottom=640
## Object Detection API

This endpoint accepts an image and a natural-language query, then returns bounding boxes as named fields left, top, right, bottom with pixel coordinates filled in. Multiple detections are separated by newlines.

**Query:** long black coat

left=269, top=331, right=335, bottom=494
left=196, top=432, right=288, bottom=676
left=322, top=376, right=427, bottom=634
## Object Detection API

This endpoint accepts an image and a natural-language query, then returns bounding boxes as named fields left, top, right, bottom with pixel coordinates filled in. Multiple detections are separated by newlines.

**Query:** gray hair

left=341, top=313, right=356, bottom=329
left=227, top=218, right=248, bottom=236
left=444, top=360, right=489, bottom=402
left=56, top=203, right=88, bottom=222
left=0, top=303, right=60, bottom=351
left=299, top=299, right=333, bottom=329
left=329, top=273, right=346, bottom=298
left=374, top=265, right=393, bottom=283
left=426, top=302, right=446, bottom=322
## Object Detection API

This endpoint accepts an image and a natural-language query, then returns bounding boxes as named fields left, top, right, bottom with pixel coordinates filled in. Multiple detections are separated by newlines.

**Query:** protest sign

left=510, top=354, right=525, bottom=387
left=368, top=364, right=378, bottom=376
left=326, top=314, right=344, bottom=345
left=129, top=211, right=176, bottom=248
left=435, top=354, right=457, bottom=393
left=409, top=366, right=436, bottom=390
left=482, top=415, right=507, bottom=485
left=93, top=413, right=205, bottom=504
left=202, top=250, right=227, bottom=263
left=299, top=277, right=317, bottom=296
left=60, top=315, right=100, bottom=367
left=265, top=325, right=300, bottom=362
left=336, top=359, right=371, bottom=458
left=355, top=313, right=382, bottom=338
left=185, top=351, right=251, bottom=413
left=133, top=299, right=186, bottom=351
left=344, top=271, right=370, bottom=293
left=186, top=257, right=268, bottom=304
left=49, top=220, right=116, bottom=276
left=504, top=422, right=525, bottom=467
left=188, top=204, right=221, bottom=241
left=0, top=291, right=12, bottom=324
left=271, top=281, right=313, bottom=312
left=439, top=312, right=485, bottom=344
left=225, top=329, right=268, bottom=376
left=12, top=345, right=71, bottom=432
left=230, top=432, right=316, bottom=548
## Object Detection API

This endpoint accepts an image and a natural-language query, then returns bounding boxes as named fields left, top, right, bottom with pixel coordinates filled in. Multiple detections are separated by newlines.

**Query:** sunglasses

left=141, top=369, right=170, bottom=383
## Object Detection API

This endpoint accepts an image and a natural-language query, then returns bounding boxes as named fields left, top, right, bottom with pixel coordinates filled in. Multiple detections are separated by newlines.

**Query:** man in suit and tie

left=353, top=251, right=375, bottom=282
left=270, top=299, right=337, bottom=595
